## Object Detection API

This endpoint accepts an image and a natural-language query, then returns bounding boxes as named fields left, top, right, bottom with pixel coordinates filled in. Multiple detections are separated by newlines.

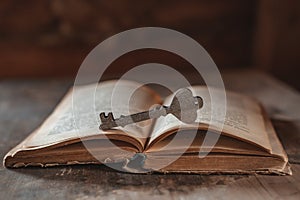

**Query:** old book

left=3, top=80, right=291, bottom=175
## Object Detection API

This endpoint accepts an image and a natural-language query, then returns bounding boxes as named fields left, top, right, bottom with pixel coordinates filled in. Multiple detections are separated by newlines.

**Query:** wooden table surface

left=1, top=70, right=299, bottom=200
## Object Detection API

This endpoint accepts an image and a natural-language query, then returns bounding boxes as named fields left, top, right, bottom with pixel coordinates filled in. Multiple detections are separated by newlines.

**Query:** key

left=99, top=88, right=203, bottom=130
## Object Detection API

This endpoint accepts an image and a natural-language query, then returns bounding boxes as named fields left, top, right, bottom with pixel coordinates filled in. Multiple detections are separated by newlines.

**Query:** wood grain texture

left=1, top=70, right=300, bottom=199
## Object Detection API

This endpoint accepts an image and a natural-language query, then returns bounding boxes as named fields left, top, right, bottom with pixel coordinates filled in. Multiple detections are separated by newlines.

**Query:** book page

left=24, top=80, right=161, bottom=148
left=149, top=86, right=271, bottom=150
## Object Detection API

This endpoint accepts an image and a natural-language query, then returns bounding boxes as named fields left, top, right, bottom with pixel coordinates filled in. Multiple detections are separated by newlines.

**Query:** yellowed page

left=150, top=86, right=271, bottom=150
left=22, top=80, right=161, bottom=148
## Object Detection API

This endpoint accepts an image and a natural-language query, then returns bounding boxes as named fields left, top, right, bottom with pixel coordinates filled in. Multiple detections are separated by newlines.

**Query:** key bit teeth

left=107, top=112, right=114, bottom=120
left=99, top=112, right=118, bottom=131
left=99, top=112, right=115, bottom=122
left=99, top=112, right=107, bottom=122
left=99, top=112, right=104, bottom=118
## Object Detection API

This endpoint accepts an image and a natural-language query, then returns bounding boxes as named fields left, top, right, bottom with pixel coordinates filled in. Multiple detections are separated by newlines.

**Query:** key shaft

left=100, top=105, right=168, bottom=130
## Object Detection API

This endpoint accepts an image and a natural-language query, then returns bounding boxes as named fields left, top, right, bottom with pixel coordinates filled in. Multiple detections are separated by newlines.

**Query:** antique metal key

left=99, top=88, right=203, bottom=130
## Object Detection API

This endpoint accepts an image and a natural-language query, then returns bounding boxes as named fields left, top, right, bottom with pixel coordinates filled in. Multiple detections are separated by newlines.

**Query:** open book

left=4, top=80, right=291, bottom=175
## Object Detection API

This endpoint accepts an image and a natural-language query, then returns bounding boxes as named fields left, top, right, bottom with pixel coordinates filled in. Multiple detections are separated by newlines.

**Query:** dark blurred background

left=0, top=0, right=299, bottom=89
